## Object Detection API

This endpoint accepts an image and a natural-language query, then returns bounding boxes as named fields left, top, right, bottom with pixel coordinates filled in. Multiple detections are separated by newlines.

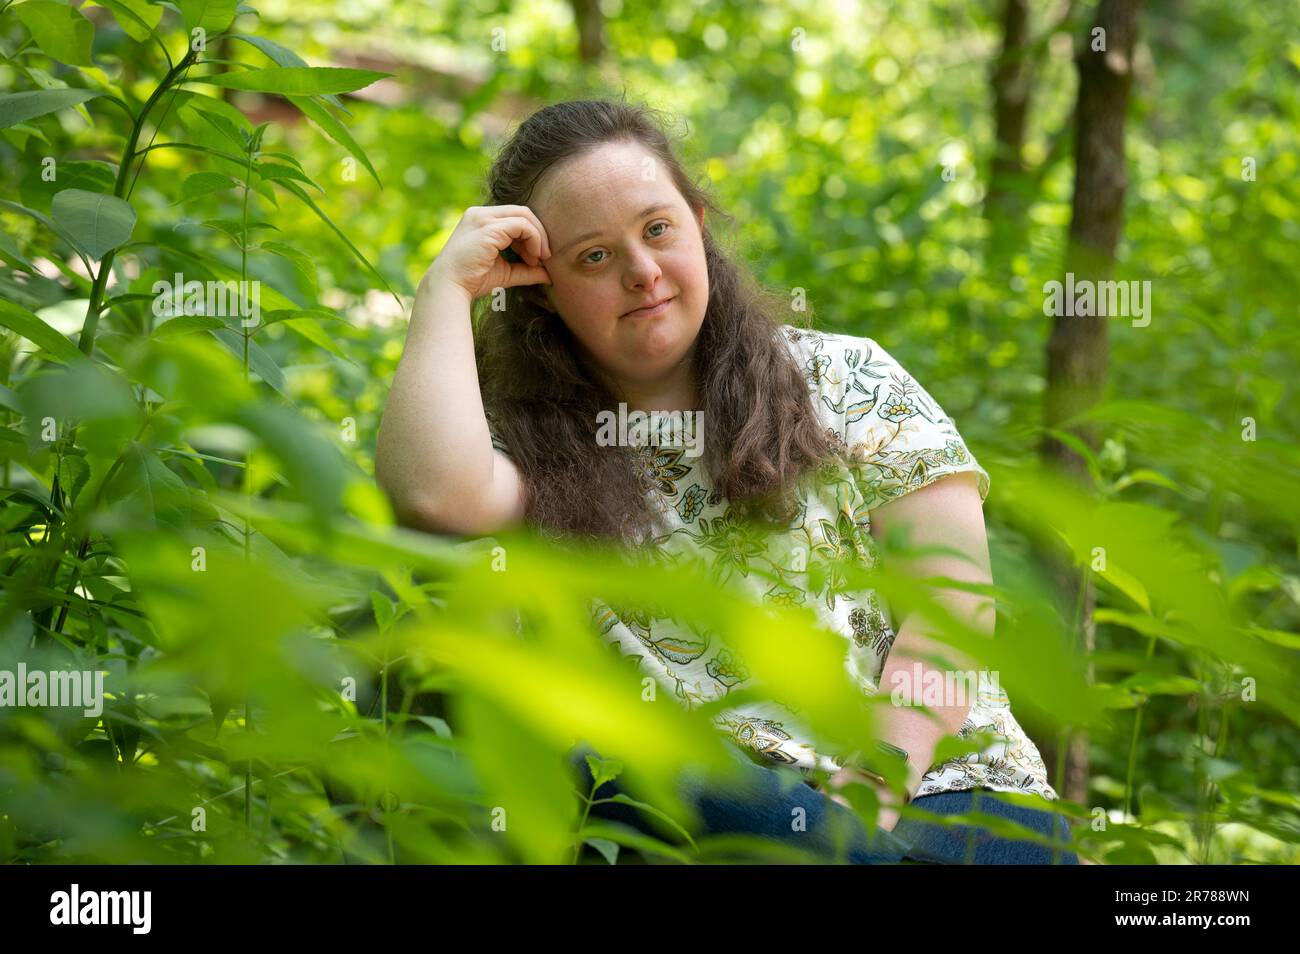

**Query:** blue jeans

left=569, top=743, right=1080, bottom=865
left=896, top=789, right=1079, bottom=865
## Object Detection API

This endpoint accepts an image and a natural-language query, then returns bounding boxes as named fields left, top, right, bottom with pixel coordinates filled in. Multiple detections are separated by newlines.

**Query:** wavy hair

left=474, top=98, right=840, bottom=547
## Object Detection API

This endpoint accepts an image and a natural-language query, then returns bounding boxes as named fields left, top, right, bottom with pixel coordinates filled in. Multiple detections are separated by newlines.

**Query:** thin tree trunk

left=984, top=1, right=1081, bottom=263
left=984, top=0, right=1032, bottom=266
left=571, top=0, right=605, bottom=63
left=1039, top=0, right=1142, bottom=807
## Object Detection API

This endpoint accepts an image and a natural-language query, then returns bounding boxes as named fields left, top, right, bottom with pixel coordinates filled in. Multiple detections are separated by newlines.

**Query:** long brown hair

left=474, top=98, right=840, bottom=547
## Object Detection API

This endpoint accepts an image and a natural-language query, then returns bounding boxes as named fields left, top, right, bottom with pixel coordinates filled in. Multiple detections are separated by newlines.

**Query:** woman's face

left=530, top=140, right=709, bottom=397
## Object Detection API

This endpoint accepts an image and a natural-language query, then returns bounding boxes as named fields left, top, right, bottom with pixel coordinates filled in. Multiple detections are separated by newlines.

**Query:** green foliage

left=0, top=0, right=1297, bottom=866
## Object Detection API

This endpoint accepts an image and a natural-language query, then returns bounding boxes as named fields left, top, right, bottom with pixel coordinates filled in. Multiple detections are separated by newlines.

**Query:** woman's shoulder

left=777, top=324, right=906, bottom=408
left=778, top=323, right=889, bottom=365
left=776, top=325, right=992, bottom=507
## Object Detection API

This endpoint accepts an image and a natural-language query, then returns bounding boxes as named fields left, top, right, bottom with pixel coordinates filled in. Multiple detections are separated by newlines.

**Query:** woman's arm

left=821, top=470, right=994, bottom=828
left=375, top=274, right=528, bottom=535
left=375, top=206, right=551, bottom=536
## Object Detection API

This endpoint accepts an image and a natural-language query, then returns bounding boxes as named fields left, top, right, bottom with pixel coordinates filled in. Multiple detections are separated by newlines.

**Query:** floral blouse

left=492, top=324, right=1059, bottom=802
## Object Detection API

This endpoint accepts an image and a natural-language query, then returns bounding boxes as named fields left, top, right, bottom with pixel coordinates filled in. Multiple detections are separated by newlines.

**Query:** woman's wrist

left=417, top=263, right=474, bottom=305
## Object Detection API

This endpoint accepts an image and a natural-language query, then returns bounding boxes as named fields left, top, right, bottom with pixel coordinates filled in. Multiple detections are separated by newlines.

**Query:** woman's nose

left=624, top=247, right=662, bottom=289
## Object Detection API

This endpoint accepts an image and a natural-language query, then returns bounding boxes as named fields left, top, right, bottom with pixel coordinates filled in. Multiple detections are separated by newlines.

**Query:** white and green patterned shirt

left=495, top=324, right=1059, bottom=802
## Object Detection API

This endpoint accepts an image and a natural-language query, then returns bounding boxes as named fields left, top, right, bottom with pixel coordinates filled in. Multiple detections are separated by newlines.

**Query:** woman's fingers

left=486, top=205, right=552, bottom=259
left=505, top=261, right=551, bottom=289
left=428, top=205, right=553, bottom=301
left=486, top=215, right=545, bottom=265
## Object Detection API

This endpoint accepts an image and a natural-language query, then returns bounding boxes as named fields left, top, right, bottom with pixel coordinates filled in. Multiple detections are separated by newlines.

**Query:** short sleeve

left=806, top=332, right=990, bottom=511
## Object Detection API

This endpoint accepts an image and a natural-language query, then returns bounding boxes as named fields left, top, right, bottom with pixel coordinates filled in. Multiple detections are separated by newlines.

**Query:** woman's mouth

left=621, top=296, right=675, bottom=320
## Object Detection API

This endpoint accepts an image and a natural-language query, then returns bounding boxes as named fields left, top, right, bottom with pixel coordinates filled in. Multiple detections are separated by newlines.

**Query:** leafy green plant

left=1, top=0, right=1297, bottom=867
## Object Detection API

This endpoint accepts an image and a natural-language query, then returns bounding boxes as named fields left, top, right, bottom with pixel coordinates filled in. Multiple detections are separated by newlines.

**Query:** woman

left=375, top=98, right=1078, bottom=865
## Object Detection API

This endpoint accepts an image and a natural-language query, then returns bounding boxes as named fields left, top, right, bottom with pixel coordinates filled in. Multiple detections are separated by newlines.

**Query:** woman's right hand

left=423, top=204, right=553, bottom=301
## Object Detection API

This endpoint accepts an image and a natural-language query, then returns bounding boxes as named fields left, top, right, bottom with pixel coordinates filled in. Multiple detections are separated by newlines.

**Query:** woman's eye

left=581, top=223, right=669, bottom=265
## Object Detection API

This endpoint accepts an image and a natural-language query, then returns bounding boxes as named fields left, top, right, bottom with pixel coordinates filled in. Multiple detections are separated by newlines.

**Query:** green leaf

left=57, top=454, right=91, bottom=506
left=152, top=315, right=227, bottom=338
left=135, top=687, right=213, bottom=721
left=370, top=589, right=395, bottom=631
left=273, top=178, right=399, bottom=305
left=258, top=242, right=318, bottom=294
left=1110, top=468, right=1184, bottom=495
left=160, top=243, right=302, bottom=315
left=188, top=107, right=250, bottom=151
left=570, top=820, right=693, bottom=864
left=93, top=0, right=163, bottom=42
left=200, top=218, right=278, bottom=245
left=1, top=121, right=51, bottom=149
left=584, top=838, right=620, bottom=865
left=14, top=1, right=95, bottom=67
left=601, top=792, right=699, bottom=849
left=417, top=716, right=453, bottom=738
left=12, top=64, right=99, bottom=125
left=254, top=162, right=321, bottom=190
left=0, top=383, right=24, bottom=414
left=1246, top=627, right=1300, bottom=651
left=1042, top=427, right=1101, bottom=488
left=141, top=141, right=275, bottom=205
left=0, top=89, right=104, bottom=129
left=275, top=314, right=355, bottom=364
left=258, top=150, right=305, bottom=171
left=1105, top=843, right=1159, bottom=865
left=1094, top=560, right=1152, bottom=613
left=0, top=230, right=36, bottom=270
left=209, top=328, right=287, bottom=397
left=178, top=0, right=238, bottom=34
left=103, top=290, right=157, bottom=317
left=232, top=401, right=352, bottom=519
left=1093, top=609, right=1186, bottom=644
left=102, top=443, right=191, bottom=530
left=16, top=359, right=141, bottom=459
left=175, top=89, right=255, bottom=138
left=19, top=159, right=118, bottom=215
left=584, top=755, right=624, bottom=790
left=285, top=93, right=381, bottom=187
left=1115, top=672, right=1205, bottom=696
left=261, top=307, right=341, bottom=327
left=0, top=299, right=86, bottom=365
left=50, top=189, right=137, bottom=261
left=192, top=67, right=390, bottom=96
left=175, top=171, right=236, bottom=205
left=206, top=693, right=232, bottom=737
left=228, top=34, right=348, bottom=112
left=0, top=198, right=85, bottom=266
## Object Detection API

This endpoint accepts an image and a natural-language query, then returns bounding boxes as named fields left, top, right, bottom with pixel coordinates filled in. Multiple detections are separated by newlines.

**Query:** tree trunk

left=571, top=0, right=605, bottom=63
left=1038, top=0, right=1142, bottom=808
left=984, top=0, right=1033, bottom=266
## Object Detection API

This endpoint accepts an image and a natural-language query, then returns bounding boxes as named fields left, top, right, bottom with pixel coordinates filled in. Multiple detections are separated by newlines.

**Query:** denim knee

left=897, top=790, right=1080, bottom=865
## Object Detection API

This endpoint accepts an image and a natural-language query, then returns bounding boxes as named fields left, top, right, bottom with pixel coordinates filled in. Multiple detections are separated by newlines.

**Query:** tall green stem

left=1053, top=563, right=1092, bottom=797
left=239, top=136, right=256, bottom=831
left=1122, top=632, right=1159, bottom=820
left=80, top=48, right=198, bottom=357
left=37, top=48, right=198, bottom=641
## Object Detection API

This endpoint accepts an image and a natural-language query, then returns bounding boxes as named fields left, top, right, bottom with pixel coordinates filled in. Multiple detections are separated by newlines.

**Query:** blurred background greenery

left=1, top=0, right=1297, bottom=865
